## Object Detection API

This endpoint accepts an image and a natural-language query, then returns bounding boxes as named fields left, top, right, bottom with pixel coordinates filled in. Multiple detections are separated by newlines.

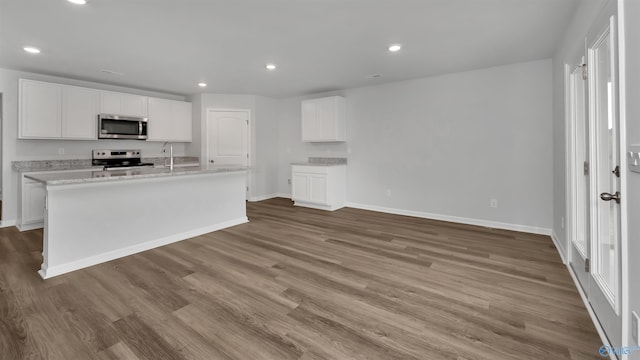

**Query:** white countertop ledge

left=25, top=165, right=248, bottom=186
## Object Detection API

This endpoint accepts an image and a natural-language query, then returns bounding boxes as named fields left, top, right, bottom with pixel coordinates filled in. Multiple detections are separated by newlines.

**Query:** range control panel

left=628, top=145, right=640, bottom=174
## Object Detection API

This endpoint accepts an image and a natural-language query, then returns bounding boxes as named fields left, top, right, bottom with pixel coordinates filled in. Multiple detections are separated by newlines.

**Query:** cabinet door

left=19, top=80, right=62, bottom=138
left=292, top=173, right=309, bottom=201
left=99, top=91, right=122, bottom=114
left=309, top=175, right=328, bottom=204
left=147, top=97, right=173, bottom=141
left=23, top=181, right=46, bottom=224
left=148, top=98, right=192, bottom=142
left=302, top=100, right=320, bottom=141
left=62, top=86, right=98, bottom=139
left=173, top=101, right=192, bottom=142
left=301, top=96, right=346, bottom=142
left=122, top=94, right=148, bottom=117
left=317, top=97, right=336, bottom=140
left=99, top=91, right=148, bottom=117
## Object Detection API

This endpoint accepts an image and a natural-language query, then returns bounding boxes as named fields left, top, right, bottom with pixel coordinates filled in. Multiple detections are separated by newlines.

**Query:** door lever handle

left=600, top=191, right=621, bottom=204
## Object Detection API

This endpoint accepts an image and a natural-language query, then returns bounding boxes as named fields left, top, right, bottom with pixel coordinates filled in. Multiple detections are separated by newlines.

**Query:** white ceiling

left=0, top=0, right=579, bottom=98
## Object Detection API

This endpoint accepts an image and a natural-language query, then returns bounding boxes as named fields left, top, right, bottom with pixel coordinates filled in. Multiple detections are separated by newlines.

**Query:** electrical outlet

left=57, top=148, right=65, bottom=155
left=632, top=311, right=639, bottom=345
left=561, top=217, right=565, bottom=229
left=287, top=179, right=291, bottom=185
left=385, top=189, right=391, bottom=197
left=490, top=199, right=498, bottom=208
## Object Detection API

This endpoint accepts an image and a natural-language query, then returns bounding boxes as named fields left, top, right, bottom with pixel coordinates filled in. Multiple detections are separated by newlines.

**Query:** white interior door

left=206, top=110, right=249, bottom=166
left=586, top=14, right=621, bottom=347
left=569, top=11, right=622, bottom=351
left=206, top=110, right=250, bottom=199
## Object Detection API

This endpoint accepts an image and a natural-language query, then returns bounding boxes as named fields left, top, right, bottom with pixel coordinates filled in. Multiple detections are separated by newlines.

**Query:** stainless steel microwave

left=98, top=114, right=148, bottom=140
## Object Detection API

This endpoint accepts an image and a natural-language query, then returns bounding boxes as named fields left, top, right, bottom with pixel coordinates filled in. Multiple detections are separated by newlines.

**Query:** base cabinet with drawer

left=291, top=164, right=346, bottom=211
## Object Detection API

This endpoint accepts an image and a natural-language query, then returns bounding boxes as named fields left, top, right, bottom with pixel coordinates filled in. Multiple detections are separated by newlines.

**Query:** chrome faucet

left=162, top=142, right=174, bottom=170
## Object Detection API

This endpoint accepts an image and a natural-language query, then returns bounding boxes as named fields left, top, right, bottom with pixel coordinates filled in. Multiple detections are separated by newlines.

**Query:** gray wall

left=277, top=59, right=554, bottom=233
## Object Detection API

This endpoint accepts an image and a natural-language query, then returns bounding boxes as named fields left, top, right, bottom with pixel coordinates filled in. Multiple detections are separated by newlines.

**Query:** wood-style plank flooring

left=0, top=198, right=603, bottom=359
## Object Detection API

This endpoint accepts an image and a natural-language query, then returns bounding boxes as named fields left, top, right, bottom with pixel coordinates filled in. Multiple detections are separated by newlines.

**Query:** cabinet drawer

left=291, top=165, right=329, bottom=175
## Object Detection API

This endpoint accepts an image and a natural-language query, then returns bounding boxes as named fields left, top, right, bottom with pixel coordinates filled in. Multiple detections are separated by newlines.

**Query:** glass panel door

left=589, top=22, right=620, bottom=309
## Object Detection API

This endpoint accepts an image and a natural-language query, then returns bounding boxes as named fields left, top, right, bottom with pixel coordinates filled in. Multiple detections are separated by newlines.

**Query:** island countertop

left=25, top=165, right=247, bottom=186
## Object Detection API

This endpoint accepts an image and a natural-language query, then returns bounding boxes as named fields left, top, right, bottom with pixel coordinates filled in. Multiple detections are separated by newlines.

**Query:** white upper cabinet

left=20, top=80, right=62, bottom=138
left=98, top=90, right=148, bottom=117
left=147, top=97, right=192, bottom=142
left=62, top=86, right=98, bottom=139
left=19, top=79, right=97, bottom=140
left=301, top=96, right=346, bottom=142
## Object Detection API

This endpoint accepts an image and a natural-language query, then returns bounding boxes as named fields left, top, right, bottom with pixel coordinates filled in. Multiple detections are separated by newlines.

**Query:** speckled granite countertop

left=13, top=156, right=200, bottom=172
left=24, top=165, right=246, bottom=186
left=291, top=157, right=347, bottom=166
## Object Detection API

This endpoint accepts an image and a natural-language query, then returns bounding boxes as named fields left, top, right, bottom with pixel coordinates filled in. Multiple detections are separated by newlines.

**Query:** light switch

left=629, top=145, right=640, bottom=174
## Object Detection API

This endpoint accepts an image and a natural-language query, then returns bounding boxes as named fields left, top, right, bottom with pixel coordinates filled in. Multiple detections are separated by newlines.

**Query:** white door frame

left=205, top=108, right=252, bottom=199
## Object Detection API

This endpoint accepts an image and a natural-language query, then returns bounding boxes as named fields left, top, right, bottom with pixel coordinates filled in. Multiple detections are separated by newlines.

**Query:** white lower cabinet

left=291, top=165, right=346, bottom=211
left=20, top=177, right=46, bottom=230
left=19, top=169, right=102, bottom=231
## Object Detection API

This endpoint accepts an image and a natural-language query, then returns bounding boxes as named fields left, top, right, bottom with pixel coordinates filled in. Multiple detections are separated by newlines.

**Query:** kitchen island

left=25, top=166, right=248, bottom=279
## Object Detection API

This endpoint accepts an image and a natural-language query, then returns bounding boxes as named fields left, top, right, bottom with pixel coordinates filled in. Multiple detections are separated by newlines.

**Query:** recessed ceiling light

left=388, top=44, right=402, bottom=52
left=265, top=64, right=277, bottom=71
left=23, top=46, right=41, bottom=54
left=67, top=0, right=87, bottom=4
left=198, top=82, right=207, bottom=88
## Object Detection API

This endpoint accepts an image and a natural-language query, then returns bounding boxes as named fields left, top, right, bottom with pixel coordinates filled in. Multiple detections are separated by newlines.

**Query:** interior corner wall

left=0, top=68, right=187, bottom=225
left=186, top=94, right=203, bottom=159
left=277, top=59, right=554, bottom=232
left=253, top=96, right=280, bottom=199
left=551, top=0, right=608, bottom=260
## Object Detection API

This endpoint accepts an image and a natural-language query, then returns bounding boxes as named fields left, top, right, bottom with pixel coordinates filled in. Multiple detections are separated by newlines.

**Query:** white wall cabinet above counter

left=18, top=78, right=192, bottom=142
left=19, top=79, right=98, bottom=140
left=147, top=97, right=192, bottom=142
left=98, top=90, right=148, bottom=118
left=301, top=96, right=346, bottom=142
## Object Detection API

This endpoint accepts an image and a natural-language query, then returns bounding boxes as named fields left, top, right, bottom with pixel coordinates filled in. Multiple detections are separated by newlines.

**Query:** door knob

left=210, top=160, right=215, bottom=163
left=600, top=191, right=621, bottom=204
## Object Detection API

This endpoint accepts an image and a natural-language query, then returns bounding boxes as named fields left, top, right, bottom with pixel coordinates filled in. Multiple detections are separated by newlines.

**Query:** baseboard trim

left=550, top=231, right=567, bottom=264
left=249, top=193, right=291, bottom=202
left=293, top=201, right=344, bottom=211
left=0, top=219, right=17, bottom=228
left=248, top=193, right=292, bottom=202
left=566, top=264, right=614, bottom=359
left=346, top=202, right=552, bottom=236
left=38, top=217, right=248, bottom=279
left=17, top=222, right=43, bottom=232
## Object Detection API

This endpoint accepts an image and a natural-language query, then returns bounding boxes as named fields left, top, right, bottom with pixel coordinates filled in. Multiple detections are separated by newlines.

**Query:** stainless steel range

left=92, top=149, right=155, bottom=170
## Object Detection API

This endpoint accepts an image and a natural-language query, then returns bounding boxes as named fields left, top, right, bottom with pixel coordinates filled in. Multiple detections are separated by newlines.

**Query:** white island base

left=30, top=169, right=247, bottom=279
